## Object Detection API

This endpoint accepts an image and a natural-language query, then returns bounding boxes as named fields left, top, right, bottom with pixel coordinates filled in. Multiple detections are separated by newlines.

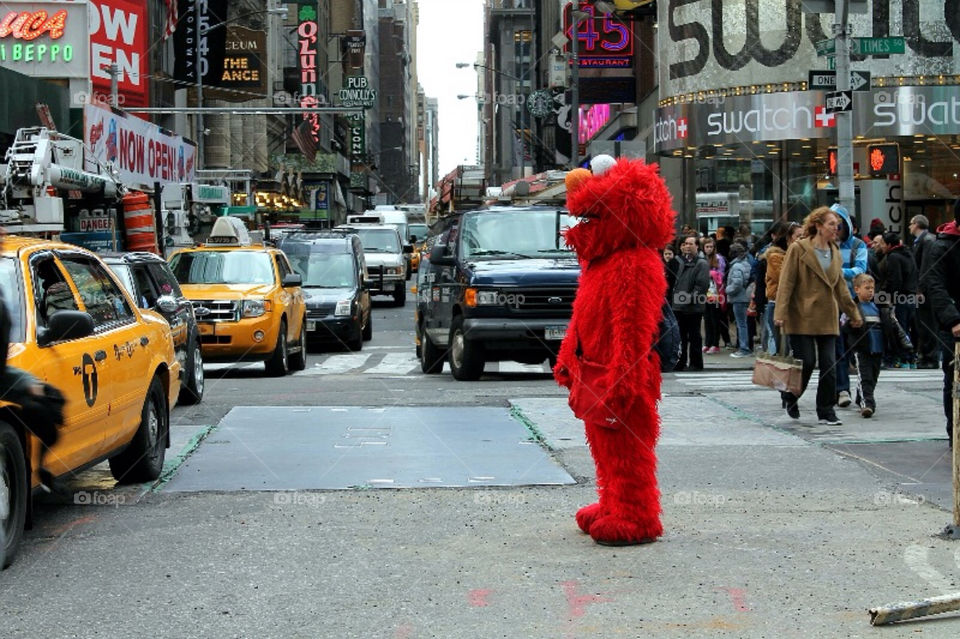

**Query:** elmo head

left=563, top=158, right=675, bottom=262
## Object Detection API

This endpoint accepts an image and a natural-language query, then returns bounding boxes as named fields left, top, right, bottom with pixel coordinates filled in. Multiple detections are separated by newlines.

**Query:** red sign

left=89, top=1, right=149, bottom=108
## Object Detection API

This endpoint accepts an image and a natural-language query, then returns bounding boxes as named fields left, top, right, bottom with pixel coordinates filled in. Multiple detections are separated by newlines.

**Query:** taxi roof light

left=205, top=216, right=252, bottom=246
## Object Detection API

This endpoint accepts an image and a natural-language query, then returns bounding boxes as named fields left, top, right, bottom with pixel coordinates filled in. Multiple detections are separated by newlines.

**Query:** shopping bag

left=752, top=336, right=803, bottom=395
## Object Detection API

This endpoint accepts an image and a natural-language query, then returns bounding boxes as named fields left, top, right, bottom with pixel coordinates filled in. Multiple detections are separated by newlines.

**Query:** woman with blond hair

left=774, top=207, right=863, bottom=425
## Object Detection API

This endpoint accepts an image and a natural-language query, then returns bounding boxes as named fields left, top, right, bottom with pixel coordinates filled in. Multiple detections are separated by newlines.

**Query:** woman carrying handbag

left=774, top=207, right=863, bottom=425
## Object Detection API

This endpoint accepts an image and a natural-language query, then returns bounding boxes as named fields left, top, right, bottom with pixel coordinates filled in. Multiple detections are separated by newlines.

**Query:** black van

left=278, top=232, right=372, bottom=351
left=416, top=206, right=580, bottom=380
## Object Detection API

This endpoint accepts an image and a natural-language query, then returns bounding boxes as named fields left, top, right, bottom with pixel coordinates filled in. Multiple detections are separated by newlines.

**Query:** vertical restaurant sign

left=84, top=104, right=197, bottom=189
left=298, top=3, right=320, bottom=141
left=563, top=1, right=633, bottom=68
left=89, top=0, right=149, bottom=108
left=0, top=1, right=89, bottom=79
left=173, top=0, right=227, bottom=86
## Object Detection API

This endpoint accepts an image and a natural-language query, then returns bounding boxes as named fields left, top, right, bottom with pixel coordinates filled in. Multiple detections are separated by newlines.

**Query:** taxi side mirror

left=403, top=244, right=414, bottom=254
left=282, top=273, right=302, bottom=288
left=429, top=243, right=455, bottom=266
left=156, top=295, right=179, bottom=314
left=38, top=311, right=95, bottom=347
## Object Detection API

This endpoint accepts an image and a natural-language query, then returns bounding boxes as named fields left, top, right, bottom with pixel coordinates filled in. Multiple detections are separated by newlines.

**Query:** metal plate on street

left=808, top=70, right=871, bottom=91
left=825, top=90, right=853, bottom=114
left=161, top=406, right=575, bottom=491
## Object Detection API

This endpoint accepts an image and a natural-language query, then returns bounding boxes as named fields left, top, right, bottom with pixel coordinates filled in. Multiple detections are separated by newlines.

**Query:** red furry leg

left=585, top=399, right=663, bottom=546
left=577, top=419, right=610, bottom=533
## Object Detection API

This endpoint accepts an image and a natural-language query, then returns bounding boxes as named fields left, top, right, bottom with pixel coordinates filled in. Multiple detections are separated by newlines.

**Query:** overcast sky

left=416, top=0, right=484, bottom=178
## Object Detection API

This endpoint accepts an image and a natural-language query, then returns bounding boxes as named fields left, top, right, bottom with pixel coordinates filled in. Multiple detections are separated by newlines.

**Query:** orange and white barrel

left=122, top=192, right=159, bottom=254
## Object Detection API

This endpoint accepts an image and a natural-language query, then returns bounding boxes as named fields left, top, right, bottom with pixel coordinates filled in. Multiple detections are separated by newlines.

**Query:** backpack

left=656, top=300, right=681, bottom=372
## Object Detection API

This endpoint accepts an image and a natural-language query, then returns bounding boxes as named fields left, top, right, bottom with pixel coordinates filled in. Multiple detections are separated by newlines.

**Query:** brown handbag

left=752, top=335, right=803, bottom=395
left=568, top=357, right=622, bottom=428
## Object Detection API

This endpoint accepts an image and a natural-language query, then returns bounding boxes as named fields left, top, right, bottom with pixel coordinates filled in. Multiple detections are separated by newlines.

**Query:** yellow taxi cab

left=0, top=236, right=181, bottom=568
left=167, top=217, right=307, bottom=376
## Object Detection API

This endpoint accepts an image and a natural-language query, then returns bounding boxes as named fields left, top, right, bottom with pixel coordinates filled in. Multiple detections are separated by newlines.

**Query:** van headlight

left=242, top=299, right=268, bottom=317
left=335, top=300, right=352, bottom=316
left=475, top=290, right=500, bottom=305
left=385, top=266, right=403, bottom=275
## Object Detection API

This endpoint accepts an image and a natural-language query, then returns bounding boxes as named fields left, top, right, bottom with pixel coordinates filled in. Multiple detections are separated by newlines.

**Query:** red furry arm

left=553, top=304, right=578, bottom=388
left=602, top=251, right=666, bottom=401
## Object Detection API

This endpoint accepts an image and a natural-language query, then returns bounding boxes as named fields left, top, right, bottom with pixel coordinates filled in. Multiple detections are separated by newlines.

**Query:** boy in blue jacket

left=843, top=273, right=884, bottom=417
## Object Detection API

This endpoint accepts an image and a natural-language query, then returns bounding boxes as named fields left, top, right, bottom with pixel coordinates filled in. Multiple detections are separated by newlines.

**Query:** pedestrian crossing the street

left=205, top=351, right=553, bottom=378
left=671, top=368, right=943, bottom=391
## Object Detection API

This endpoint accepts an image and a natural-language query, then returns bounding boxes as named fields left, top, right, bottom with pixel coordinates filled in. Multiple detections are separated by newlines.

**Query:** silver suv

left=336, top=224, right=411, bottom=306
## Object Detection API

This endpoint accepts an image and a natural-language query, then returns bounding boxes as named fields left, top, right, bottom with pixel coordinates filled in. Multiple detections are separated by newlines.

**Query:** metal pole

left=109, top=63, right=119, bottom=108
left=195, top=0, right=205, bottom=169
left=570, top=14, right=580, bottom=169
left=834, top=0, right=855, bottom=221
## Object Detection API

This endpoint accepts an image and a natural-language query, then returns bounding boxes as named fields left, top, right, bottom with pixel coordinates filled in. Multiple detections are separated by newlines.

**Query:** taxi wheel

left=420, top=332, right=444, bottom=375
left=109, top=376, right=167, bottom=484
left=178, top=336, right=205, bottom=405
left=0, top=421, right=27, bottom=569
left=265, top=320, right=289, bottom=377
left=449, top=315, right=484, bottom=381
left=362, top=311, right=373, bottom=341
left=288, top=319, right=307, bottom=372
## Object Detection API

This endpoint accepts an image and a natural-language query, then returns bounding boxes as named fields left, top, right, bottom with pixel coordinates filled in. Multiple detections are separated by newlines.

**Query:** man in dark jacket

left=909, top=215, right=939, bottom=368
left=921, top=200, right=960, bottom=445
left=672, top=234, right=710, bottom=371
left=877, top=232, right=919, bottom=366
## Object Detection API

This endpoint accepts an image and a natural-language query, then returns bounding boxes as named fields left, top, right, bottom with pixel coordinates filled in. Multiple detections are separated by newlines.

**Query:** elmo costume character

left=554, top=156, right=675, bottom=546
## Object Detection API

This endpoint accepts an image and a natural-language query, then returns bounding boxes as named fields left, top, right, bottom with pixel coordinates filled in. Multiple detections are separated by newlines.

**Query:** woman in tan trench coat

left=774, top=207, right=863, bottom=425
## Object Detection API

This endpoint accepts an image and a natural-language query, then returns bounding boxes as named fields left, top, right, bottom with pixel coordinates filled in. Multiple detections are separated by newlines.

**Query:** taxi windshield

left=288, top=252, right=356, bottom=288
left=0, top=257, right=24, bottom=343
left=460, top=209, right=576, bottom=260
left=170, top=251, right=275, bottom=285
left=353, top=228, right=400, bottom=253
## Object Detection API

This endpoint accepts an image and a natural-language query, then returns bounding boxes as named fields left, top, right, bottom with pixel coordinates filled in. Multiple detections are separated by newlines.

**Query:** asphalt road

left=2, top=286, right=959, bottom=638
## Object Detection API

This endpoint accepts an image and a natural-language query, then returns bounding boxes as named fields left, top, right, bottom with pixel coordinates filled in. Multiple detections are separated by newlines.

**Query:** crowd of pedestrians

left=661, top=201, right=960, bottom=443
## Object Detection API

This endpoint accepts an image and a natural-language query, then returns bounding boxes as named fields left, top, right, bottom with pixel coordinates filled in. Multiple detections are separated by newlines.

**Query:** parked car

left=336, top=224, right=411, bottom=306
left=277, top=231, right=372, bottom=350
left=168, top=216, right=308, bottom=376
left=0, top=236, right=181, bottom=567
left=102, top=252, right=204, bottom=405
left=416, top=206, right=580, bottom=380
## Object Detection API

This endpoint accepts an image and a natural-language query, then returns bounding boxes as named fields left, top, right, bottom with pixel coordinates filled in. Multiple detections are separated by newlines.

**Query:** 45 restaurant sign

left=564, top=1, right=633, bottom=68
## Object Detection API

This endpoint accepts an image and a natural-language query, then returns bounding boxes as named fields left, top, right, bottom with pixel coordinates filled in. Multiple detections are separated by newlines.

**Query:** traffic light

left=827, top=147, right=838, bottom=176
left=867, top=143, right=900, bottom=177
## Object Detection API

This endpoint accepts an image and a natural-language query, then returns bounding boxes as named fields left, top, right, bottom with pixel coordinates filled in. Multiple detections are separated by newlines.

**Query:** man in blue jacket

left=830, top=204, right=868, bottom=407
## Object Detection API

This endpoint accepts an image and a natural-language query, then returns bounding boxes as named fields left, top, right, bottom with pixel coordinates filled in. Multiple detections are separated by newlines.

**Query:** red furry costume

left=554, top=157, right=675, bottom=546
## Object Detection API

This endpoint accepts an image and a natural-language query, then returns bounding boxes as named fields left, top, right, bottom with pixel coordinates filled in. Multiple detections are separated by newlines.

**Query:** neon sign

left=563, top=1, right=633, bottom=67
left=297, top=3, right=320, bottom=141
left=0, top=9, right=67, bottom=41
left=579, top=104, right=612, bottom=144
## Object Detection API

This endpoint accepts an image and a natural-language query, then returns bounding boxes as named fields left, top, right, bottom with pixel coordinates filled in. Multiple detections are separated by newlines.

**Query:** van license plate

left=545, top=326, right=566, bottom=340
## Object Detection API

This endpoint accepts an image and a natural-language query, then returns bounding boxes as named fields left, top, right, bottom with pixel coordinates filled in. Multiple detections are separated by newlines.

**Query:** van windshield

left=288, top=253, right=356, bottom=288
left=354, top=228, right=400, bottom=253
left=460, top=210, right=576, bottom=260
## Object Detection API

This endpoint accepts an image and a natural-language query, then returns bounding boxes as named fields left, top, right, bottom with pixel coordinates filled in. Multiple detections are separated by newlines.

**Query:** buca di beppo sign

left=658, top=0, right=960, bottom=97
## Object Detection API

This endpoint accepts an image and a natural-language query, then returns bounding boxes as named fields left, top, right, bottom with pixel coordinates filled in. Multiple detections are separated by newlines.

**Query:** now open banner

left=84, top=104, right=197, bottom=190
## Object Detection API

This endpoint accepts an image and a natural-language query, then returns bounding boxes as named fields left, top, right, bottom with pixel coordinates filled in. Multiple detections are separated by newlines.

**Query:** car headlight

left=242, top=299, right=268, bottom=317
left=475, top=290, right=500, bottom=305
left=335, top=300, right=352, bottom=317
left=385, top=266, right=402, bottom=275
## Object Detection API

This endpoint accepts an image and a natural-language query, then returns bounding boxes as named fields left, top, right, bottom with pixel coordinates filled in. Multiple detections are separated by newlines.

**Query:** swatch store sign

left=654, top=86, right=960, bottom=152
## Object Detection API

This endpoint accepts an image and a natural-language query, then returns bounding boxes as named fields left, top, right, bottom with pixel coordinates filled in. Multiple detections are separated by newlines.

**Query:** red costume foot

left=575, top=502, right=603, bottom=534
left=554, top=156, right=675, bottom=547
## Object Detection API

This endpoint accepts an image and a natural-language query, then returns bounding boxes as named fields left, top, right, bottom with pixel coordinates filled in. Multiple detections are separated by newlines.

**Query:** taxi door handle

left=140, top=336, right=149, bottom=346
left=94, top=350, right=107, bottom=362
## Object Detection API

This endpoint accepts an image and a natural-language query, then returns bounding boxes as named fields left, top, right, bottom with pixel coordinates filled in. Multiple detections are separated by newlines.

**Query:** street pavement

left=2, top=299, right=959, bottom=638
